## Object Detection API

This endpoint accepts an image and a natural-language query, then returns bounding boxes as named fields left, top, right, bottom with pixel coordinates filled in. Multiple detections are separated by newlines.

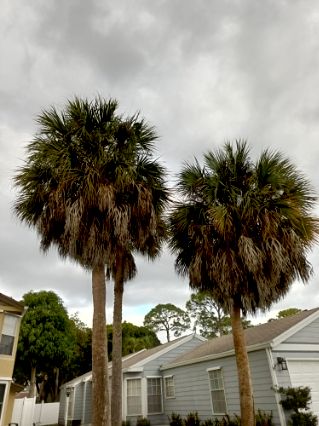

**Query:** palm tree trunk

left=231, top=303, right=255, bottom=426
left=111, top=256, right=124, bottom=426
left=29, top=365, right=36, bottom=398
left=92, top=264, right=110, bottom=426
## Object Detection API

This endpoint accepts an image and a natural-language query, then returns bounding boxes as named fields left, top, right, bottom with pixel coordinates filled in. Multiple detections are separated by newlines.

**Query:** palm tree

left=169, top=141, right=318, bottom=426
left=14, top=96, right=169, bottom=426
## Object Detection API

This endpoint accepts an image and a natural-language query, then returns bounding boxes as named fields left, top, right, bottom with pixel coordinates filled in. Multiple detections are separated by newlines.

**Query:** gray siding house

left=59, top=308, right=319, bottom=425
left=59, top=334, right=205, bottom=425
left=161, top=308, right=319, bottom=425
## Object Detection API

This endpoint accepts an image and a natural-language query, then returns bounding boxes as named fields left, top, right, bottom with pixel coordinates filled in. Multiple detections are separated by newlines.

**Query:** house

left=0, top=293, right=25, bottom=426
left=161, top=308, right=319, bottom=425
left=59, top=309, right=319, bottom=426
left=59, top=333, right=206, bottom=425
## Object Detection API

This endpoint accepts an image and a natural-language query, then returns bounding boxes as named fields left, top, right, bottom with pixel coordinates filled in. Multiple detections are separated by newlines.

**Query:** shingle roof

left=162, top=308, right=319, bottom=368
left=119, top=334, right=199, bottom=371
left=63, top=334, right=203, bottom=386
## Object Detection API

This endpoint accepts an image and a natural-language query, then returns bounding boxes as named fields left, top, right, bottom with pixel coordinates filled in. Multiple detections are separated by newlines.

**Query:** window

left=208, top=368, right=227, bottom=414
left=164, top=376, right=175, bottom=398
left=147, top=378, right=162, bottom=414
left=0, top=384, right=6, bottom=419
left=0, top=315, right=18, bottom=355
left=127, top=379, right=142, bottom=416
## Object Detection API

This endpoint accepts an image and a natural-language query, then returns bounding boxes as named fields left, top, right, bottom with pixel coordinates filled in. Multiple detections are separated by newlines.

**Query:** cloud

left=1, top=0, right=319, bottom=328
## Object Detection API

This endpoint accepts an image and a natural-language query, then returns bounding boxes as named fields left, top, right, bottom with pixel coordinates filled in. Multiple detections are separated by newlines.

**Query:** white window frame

left=0, top=314, right=18, bottom=356
left=207, top=367, right=227, bottom=415
left=126, top=378, right=143, bottom=416
left=164, top=375, right=175, bottom=399
left=0, top=382, right=8, bottom=425
left=146, top=376, right=163, bottom=415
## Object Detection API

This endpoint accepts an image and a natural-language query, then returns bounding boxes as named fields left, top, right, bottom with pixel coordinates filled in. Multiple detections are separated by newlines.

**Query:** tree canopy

left=144, top=303, right=191, bottom=342
left=277, top=308, right=302, bottom=318
left=14, top=291, right=74, bottom=400
left=185, top=292, right=251, bottom=338
left=65, top=314, right=92, bottom=381
left=169, top=141, right=319, bottom=425
left=185, top=292, right=232, bottom=337
left=107, top=321, right=160, bottom=358
left=14, top=96, right=169, bottom=426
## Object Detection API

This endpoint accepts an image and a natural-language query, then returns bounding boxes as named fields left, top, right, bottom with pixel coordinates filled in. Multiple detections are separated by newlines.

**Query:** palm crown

left=14, top=97, right=169, bottom=278
left=169, top=141, right=318, bottom=314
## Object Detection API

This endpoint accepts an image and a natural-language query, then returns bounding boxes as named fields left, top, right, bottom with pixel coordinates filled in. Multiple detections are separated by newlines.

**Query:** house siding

left=273, top=350, right=319, bottom=388
left=83, top=381, right=92, bottom=425
left=0, top=297, right=24, bottom=426
left=72, top=383, right=84, bottom=420
left=124, top=337, right=204, bottom=425
left=163, top=349, right=280, bottom=425
left=59, top=336, right=204, bottom=425
left=283, top=317, right=319, bottom=344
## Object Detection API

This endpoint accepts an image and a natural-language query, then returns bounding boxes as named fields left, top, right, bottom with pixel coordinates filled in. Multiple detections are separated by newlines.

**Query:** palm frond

left=169, top=141, right=319, bottom=314
left=14, top=96, right=170, bottom=277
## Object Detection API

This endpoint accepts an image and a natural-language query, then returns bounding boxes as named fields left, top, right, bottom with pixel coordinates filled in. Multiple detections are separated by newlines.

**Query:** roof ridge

left=160, top=307, right=319, bottom=368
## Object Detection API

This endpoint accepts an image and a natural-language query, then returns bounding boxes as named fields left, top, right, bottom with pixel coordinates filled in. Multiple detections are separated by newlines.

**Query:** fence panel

left=34, top=402, right=59, bottom=425
left=11, top=398, right=59, bottom=426
left=11, top=397, right=36, bottom=426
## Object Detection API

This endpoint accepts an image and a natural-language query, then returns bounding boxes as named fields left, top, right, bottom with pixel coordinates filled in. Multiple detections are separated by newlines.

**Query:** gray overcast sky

left=1, top=0, right=319, bottom=328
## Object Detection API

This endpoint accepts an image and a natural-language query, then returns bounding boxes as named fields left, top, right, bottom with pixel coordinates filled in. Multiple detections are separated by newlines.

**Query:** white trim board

left=265, top=348, right=286, bottom=426
left=274, top=343, right=319, bottom=352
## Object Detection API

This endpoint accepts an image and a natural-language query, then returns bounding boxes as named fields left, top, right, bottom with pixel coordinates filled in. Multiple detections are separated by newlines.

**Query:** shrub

left=136, top=417, right=151, bottom=426
left=122, top=421, right=131, bottom=426
left=255, top=410, right=273, bottom=426
left=169, top=410, right=273, bottom=426
left=223, top=414, right=241, bottom=425
left=201, top=420, right=215, bottom=426
left=169, top=412, right=184, bottom=426
left=289, top=412, right=318, bottom=426
left=184, top=412, right=201, bottom=426
left=277, top=386, right=317, bottom=426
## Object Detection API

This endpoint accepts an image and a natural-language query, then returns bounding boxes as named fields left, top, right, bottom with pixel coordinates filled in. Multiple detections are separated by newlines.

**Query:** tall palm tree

left=169, top=141, right=318, bottom=426
left=14, top=96, right=169, bottom=426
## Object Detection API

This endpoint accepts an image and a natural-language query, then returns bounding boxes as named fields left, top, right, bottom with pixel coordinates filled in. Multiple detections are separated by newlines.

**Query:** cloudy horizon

left=1, top=0, right=319, bottom=330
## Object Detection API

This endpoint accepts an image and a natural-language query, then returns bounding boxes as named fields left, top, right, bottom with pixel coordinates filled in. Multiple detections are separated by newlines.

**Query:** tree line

left=13, top=288, right=251, bottom=397
left=14, top=287, right=303, bottom=405
left=14, top=96, right=318, bottom=426
left=14, top=290, right=160, bottom=402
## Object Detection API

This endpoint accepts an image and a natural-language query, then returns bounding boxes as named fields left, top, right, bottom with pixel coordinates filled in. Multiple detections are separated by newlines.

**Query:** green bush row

left=169, top=411, right=273, bottom=425
left=122, top=418, right=151, bottom=426
left=121, top=410, right=273, bottom=426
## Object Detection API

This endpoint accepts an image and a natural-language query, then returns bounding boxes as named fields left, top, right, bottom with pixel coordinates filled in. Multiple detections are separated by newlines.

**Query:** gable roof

left=161, top=308, right=319, bottom=369
left=63, top=333, right=205, bottom=387
left=0, top=293, right=24, bottom=314
left=120, top=333, right=205, bottom=372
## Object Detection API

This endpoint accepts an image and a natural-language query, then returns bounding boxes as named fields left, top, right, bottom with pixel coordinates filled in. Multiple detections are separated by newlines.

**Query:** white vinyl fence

left=10, top=398, right=59, bottom=426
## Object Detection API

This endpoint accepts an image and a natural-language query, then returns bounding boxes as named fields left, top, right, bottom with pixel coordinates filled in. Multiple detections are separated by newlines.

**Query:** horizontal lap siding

left=58, top=384, right=86, bottom=424
left=284, top=317, right=319, bottom=343
left=147, top=414, right=169, bottom=425
left=143, top=337, right=205, bottom=376
left=141, top=338, right=205, bottom=425
left=249, top=351, right=279, bottom=425
left=73, top=383, right=84, bottom=420
left=163, top=349, right=280, bottom=425
left=273, top=351, right=319, bottom=388
left=163, top=356, right=235, bottom=420
left=83, top=381, right=92, bottom=425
